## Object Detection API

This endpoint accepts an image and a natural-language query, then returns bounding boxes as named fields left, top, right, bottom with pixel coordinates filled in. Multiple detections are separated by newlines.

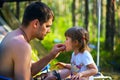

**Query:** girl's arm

left=71, top=63, right=98, bottom=80
left=56, top=62, right=71, bottom=69
left=72, top=63, right=98, bottom=80
left=80, top=63, right=98, bottom=77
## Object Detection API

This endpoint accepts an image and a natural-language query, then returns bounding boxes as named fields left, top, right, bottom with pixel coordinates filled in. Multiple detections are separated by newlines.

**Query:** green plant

left=31, top=49, right=39, bottom=62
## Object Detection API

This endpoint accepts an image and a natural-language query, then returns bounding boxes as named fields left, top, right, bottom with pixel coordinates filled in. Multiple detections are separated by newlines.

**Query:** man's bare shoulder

left=2, top=30, right=32, bottom=55
left=6, top=31, right=30, bottom=46
left=10, top=36, right=30, bottom=48
left=11, top=36, right=31, bottom=53
left=4, top=32, right=32, bottom=64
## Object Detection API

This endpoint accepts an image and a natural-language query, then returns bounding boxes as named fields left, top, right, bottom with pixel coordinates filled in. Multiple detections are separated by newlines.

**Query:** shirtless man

left=0, top=2, right=65, bottom=80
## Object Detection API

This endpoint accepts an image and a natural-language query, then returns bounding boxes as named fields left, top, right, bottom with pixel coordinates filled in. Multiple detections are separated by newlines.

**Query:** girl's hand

left=71, top=73, right=88, bottom=80
left=56, top=62, right=66, bottom=69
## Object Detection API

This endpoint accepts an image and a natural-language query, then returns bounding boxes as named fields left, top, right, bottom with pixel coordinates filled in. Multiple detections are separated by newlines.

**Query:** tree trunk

left=105, top=0, right=115, bottom=51
left=72, top=0, right=76, bottom=26
left=0, top=3, right=20, bottom=29
left=92, top=0, right=97, bottom=27
left=84, top=0, right=89, bottom=30
left=117, top=0, right=120, bottom=37
left=16, top=1, right=20, bottom=20
left=101, top=0, right=103, bottom=37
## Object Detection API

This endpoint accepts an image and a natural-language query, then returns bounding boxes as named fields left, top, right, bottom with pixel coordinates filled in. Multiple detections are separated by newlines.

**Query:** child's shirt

left=71, top=50, right=96, bottom=80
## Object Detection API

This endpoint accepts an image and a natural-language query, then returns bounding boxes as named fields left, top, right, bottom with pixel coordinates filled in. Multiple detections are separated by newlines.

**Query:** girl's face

left=64, top=36, right=73, bottom=51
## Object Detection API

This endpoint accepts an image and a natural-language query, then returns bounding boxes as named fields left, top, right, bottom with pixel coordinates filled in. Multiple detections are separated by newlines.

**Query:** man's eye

left=46, top=26, right=50, bottom=28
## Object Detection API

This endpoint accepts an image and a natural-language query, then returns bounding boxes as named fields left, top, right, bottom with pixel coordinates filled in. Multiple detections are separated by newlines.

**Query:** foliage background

left=1, top=0, right=120, bottom=79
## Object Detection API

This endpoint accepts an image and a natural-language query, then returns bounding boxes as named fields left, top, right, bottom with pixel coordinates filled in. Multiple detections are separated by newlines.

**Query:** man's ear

left=32, top=19, right=39, bottom=28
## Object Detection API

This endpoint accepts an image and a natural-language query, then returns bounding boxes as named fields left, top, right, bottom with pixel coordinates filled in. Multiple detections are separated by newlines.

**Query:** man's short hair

left=22, top=2, right=54, bottom=26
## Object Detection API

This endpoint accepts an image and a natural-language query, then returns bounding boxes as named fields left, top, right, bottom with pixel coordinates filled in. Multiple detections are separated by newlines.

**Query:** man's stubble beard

left=37, top=36, right=44, bottom=40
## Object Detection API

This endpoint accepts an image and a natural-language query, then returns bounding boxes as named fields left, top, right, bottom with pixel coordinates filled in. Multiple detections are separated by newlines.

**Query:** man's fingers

left=57, top=44, right=66, bottom=51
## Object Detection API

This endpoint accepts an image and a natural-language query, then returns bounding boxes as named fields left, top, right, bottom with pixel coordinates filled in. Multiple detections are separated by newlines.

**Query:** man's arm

left=31, top=44, right=66, bottom=76
left=12, top=41, right=32, bottom=80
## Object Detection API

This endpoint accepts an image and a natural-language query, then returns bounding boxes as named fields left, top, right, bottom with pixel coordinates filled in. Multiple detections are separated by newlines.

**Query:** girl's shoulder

left=84, top=50, right=90, bottom=54
left=83, top=50, right=92, bottom=56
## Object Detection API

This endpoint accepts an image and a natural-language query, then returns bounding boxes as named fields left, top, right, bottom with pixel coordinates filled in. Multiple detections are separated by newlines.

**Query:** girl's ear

left=73, top=40, right=79, bottom=46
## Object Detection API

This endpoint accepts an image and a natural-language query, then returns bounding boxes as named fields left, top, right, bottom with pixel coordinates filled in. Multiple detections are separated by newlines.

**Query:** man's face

left=36, top=18, right=53, bottom=40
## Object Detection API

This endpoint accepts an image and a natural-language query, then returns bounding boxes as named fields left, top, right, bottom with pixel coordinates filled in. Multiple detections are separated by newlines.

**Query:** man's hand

left=50, top=44, right=66, bottom=59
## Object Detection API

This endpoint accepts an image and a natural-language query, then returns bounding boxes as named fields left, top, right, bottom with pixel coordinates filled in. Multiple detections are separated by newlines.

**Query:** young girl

left=56, top=26, right=98, bottom=80
left=35, top=27, right=98, bottom=80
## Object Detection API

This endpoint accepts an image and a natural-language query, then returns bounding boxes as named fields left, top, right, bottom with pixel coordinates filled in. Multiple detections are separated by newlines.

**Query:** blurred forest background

left=0, top=0, right=120, bottom=79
